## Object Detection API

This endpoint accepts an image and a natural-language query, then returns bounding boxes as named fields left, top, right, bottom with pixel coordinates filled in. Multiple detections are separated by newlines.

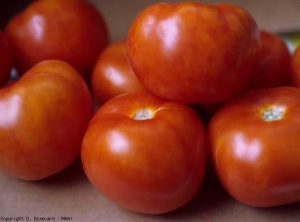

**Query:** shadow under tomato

left=163, top=167, right=232, bottom=217
left=253, top=201, right=300, bottom=218
left=32, top=157, right=88, bottom=189
left=140, top=166, right=300, bottom=221
left=121, top=165, right=234, bottom=221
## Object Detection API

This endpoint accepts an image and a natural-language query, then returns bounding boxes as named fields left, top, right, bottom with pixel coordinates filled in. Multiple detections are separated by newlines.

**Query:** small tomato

left=291, top=45, right=300, bottom=87
left=91, top=40, right=147, bottom=105
left=246, top=30, right=291, bottom=90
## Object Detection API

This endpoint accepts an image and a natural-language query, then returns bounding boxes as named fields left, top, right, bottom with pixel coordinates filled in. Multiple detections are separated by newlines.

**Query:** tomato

left=5, top=0, right=109, bottom=78
left=91, top=40, right=147, bottom=105
left=0, top=60, right=94, bottom=181
left=81, top=92, right=207, bottom=214
left=291, top=45, right=300, bottom=87
left=208, top=86, right=300, bottom=207
left=0, top=30, right=13, bottom=85
left=245, top=30, right=291, bottom=90
left=126, top=2, right=260, bottom=103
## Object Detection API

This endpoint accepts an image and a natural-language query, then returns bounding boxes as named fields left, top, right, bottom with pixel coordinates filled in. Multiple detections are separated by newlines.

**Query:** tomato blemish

left=261, top=106, right=285, bottom=121
left=132, top=109, right=153, bottom=120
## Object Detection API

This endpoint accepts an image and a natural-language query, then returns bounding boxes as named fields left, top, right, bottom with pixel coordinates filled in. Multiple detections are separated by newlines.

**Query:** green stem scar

left=261, top=106, right=284, bottom=121
left=132, top=109, right=153, bottom=120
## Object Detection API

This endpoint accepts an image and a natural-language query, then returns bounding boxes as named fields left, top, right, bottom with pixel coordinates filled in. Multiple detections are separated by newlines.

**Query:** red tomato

left=291, top=45, right=300, bottom=87
left=81, top=92, right=207, bottom=214
left=0, top=60, right=94, bottom=181
left=127, top=2, right=260, bottom=103
left=91, top=40, right=147, bottom=105
left=0, top=30, right=13, bottom=85
left=196, top=31, right=291, bottom=124
left=246, top=30, right=291, bottom=90
left=208, top=86, right=300, bottom=207
left=5, top=0, right=109, bottom=78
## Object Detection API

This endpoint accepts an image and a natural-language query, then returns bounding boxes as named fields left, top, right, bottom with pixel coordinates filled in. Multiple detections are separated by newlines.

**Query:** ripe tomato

left=127, top=2, right=260, bottom=103
left=91, top=40, right=147, bottom=105
left=81, top=92, right=207, bottom=214
left=208, top=86, right=300, bottom=207
left=245, top=30, right=291, bottom=90
left=0, top=60, right=94, bottom=181
left=5, top=0, right=109, bottom=78
left=291, top=45, right=300, bottom=87
left=0, top=30, right=13, bottom=85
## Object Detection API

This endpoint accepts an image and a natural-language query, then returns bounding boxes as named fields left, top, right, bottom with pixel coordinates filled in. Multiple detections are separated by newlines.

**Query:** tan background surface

left=88, top=0, right=300, bottom=42
left=1, top=0, right=300, bottom=221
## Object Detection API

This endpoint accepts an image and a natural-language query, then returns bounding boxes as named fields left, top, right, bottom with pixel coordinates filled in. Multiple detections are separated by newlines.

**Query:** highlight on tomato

left=91, top=40, right=147, bottom=105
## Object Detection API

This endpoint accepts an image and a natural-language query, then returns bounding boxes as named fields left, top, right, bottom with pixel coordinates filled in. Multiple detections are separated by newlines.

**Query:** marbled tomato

left=127, top=2, right=260, bottom=103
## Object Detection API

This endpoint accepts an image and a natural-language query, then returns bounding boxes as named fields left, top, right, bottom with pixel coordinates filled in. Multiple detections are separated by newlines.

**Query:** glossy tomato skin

left=0, top=30, right=13, bottom=85
left=0, top=60, right=94, bottom=181
left=291, top=45, right=300, bottom=87
left=91, top=40, right=147, bottom=105
left=5, top=0, right=109, bottom=78
left=246, top=30, right=291, bottom=90
left=81, top=92, right=207, bottom=214
left=127, top=2, right=260, bottom=103
left=208, top=86, right=300, bottom=207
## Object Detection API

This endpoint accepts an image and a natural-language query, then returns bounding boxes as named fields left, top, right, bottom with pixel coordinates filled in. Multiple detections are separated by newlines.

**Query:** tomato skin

left=0, top=60, right=94, bottom=181
left=81, top=92, right=207, bottom=214
left=0, top=30, right=12, bottom=85
left=291, top=45, right=300, bottom=87
left=127, top=2, right=260, bottom=103
left=91, top=40, right=147, bottom=105
left=5, top=0, right=109, bottom=78
left=208, top=86, right=300, bottom=207
left=246, top=30, right=291, bottom=90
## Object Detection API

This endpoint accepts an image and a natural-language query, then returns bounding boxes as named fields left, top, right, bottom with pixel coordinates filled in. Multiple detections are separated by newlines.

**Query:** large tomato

left=91, top=40, right=147, bottom=105
left=291, top=45, right=300, bottom=87
left=245, top=30, right=291, bottom=90
left=0, top=60, right=94, bottom=181
left=208, top=86, right=300, bottom=207
left=0, top=30, right=12, bottom=85
left=81, top=92, right=207, bottom=214
left=127, top=2, right=260, bottom=103
left=5, top=0, right=109, bottom=78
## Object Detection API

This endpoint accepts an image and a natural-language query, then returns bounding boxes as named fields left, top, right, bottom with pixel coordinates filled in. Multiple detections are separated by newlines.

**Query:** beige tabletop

left=1, top=159, right=300, bottom=222
left=90, top=0, right=300, bottom=42
left=1, top=0, right=300, bottom=221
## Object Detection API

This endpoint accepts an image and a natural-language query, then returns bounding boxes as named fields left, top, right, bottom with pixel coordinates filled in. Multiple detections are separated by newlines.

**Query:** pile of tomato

left=1, top=0, right=300, bottom=215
